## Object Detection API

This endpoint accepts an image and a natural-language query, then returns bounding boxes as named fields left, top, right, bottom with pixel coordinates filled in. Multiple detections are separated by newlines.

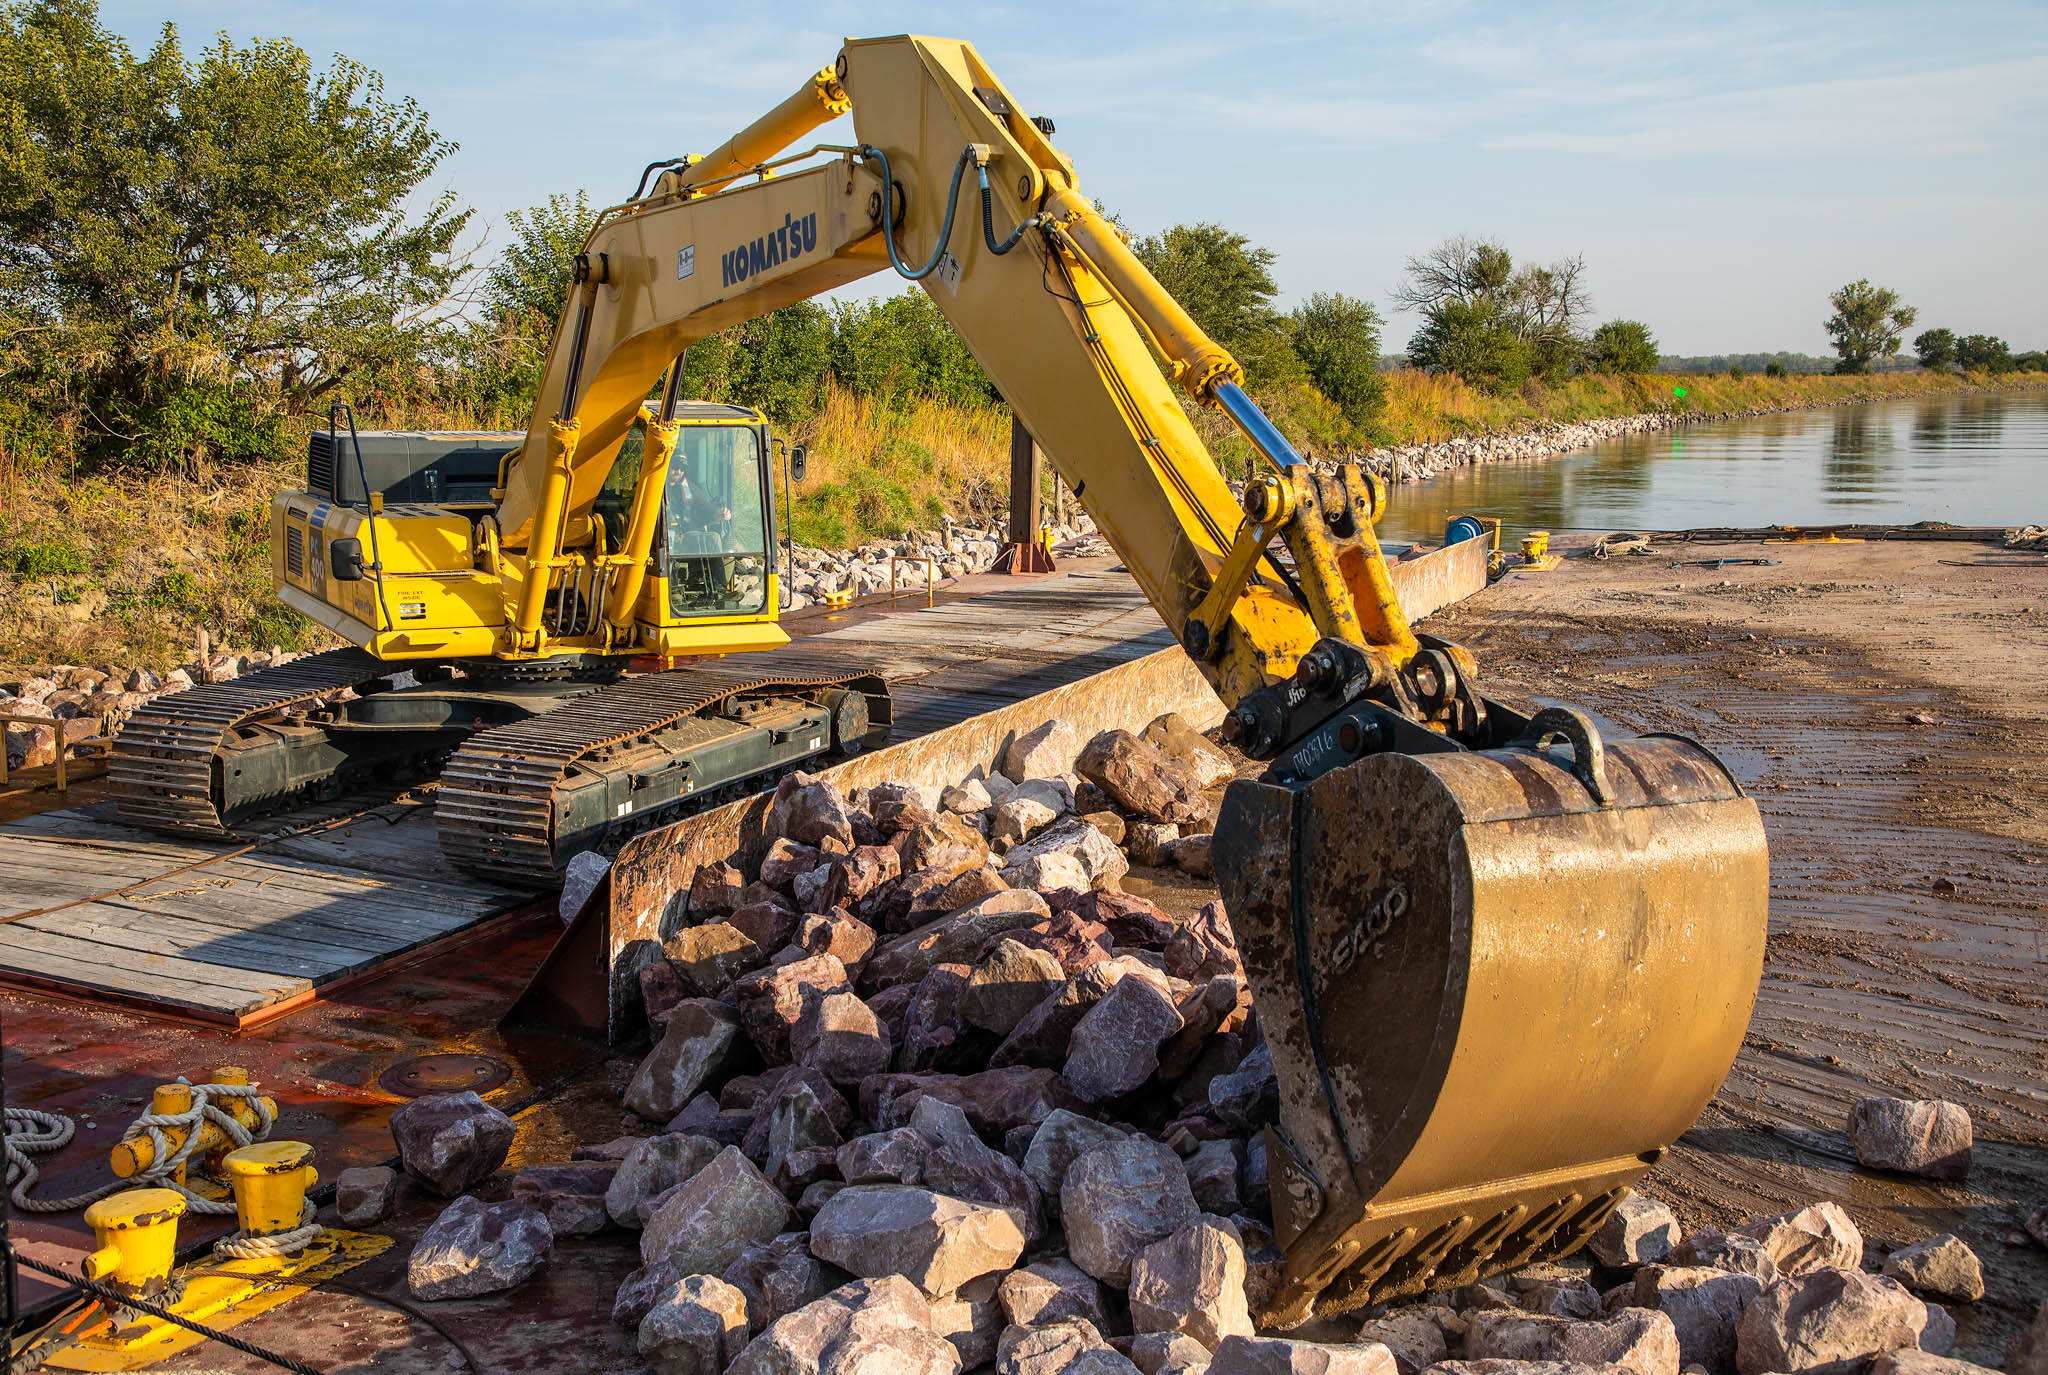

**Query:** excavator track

left=107, top=648, right=393, bottom=836
left=436, top=649, right=888, bottom=884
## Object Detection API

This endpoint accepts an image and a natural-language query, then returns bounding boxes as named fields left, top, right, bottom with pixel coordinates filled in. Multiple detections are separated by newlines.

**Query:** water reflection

left=1378, top=391, right=2048, bottom=542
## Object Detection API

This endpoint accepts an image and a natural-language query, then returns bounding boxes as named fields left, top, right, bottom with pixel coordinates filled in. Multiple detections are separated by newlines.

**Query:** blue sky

left=102, top=1, right=2048, bottom=356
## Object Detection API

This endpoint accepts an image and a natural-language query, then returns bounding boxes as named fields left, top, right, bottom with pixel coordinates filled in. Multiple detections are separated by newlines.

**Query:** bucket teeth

left=1216, top=728, right=1768, bottom=1326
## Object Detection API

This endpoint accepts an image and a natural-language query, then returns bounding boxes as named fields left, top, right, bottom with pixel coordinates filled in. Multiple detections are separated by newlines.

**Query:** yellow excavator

left=109, top=35, right=1769, bottom=1324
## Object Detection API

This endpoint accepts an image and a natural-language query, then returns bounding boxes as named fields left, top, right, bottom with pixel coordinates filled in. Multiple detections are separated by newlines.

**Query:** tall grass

left=786, top=382, right=1011, bottom=546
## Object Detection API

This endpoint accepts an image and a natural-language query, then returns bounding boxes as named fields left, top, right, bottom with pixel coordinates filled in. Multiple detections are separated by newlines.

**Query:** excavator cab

left=661, top=417, right=773, bottom=616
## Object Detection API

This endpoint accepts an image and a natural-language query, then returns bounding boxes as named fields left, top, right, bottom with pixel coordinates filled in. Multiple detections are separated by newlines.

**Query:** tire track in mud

left=1432, top=554, right=2048, bottom=1363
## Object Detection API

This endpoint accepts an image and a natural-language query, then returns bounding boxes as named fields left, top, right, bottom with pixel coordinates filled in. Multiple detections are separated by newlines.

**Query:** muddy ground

left=1426, top=536, right=2048, bottom=1362
left=9, top=538, right=2044, bottom=1371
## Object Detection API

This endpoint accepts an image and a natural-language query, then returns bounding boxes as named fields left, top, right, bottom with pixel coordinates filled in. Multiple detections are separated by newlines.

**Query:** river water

left=1374, top=389, right=2048, bottom=545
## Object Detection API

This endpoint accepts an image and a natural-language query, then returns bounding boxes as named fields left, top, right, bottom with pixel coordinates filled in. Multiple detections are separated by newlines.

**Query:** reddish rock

left=625, top=998, right=742, bottom=1122
left=1630, top=1266, right=1764, bottom=1375
left=408, top=1195, right=552, bottom=1299
left=862, top=889, right=1052, bottom=989
left=1061, top=1135, right=1202, bottom=1285
left=940, top=865, right=1010, bottom=910
left=1022, top=1109, right=1129, bottom=1216
left=1735, top=1268, right=1928, bottom=1375
left=809, top=1184, right=1026, bottom=1299
left=761, top=836, right=826, bottom=891
left=1848, top=1098, right=1973, bottom=1181
left=1733, top=1203, right=1864, bottom=1277
left=797, top=910, right=879, bottom=969
left=726, top=1275, right=956, bottom=1375
left=793, top=990, right=894, bottom=1085
left=998, top=911, right=1114, bottom=976
left=993, top=961, right=1126, bottom=1068
left=730, top=901, right=803, bottom=953
left=1158, top=976, right=1249, bottom=1081
left=664, top=922, right=770, bottom=997
left=863, top=1065, right=1078, bottom=1137
left=908, top=1096, right=1044, bottom=1243
left=1063, top=975, right=1185, bottom=1103
left=897, top=814, right=992, bottom=879
left=1142, top=711, right=1237, bottom=789
left=1068, top=891, right=1180, bottom=950
left=822, top=845, right=901, bottom=910
left=1463, top=1308, right=1681, bottom=1375
left=689, top=861, right=746, bottom=920
left=641, top=960, right=689, bottom=1039
left=1001, top=718, right=1080, bottom=782
left=770, top=776, right=856, bottom=849
left=1077, top=728, right=1205, bottom=824
left=640, top=1146, right=792, bottom=1271
left=722, top=1232, right=842, bottom=1334
left=899, top=963, right=985, bottom=1073
left=1165, top=900, right=1243, bottom=981
left=962, top=939, right=1069, bottom=1035
left=731, top=953, right=852, bottom=1063
left=864, top=869, right=958, bottom=935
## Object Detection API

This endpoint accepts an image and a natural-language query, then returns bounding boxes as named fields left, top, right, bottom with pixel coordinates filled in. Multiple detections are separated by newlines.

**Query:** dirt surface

left=1429, top=536, right=2048, bottom=1362
left=7, top=539, right=2044, bottom=1371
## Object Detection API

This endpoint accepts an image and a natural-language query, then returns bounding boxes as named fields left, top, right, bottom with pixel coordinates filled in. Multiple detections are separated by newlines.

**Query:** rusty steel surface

left=0, top=910, right=621, bottom=1318
left=1215, top=730, right=1769, bottom=1325
left=375, top=1051, right=513, bottom=1098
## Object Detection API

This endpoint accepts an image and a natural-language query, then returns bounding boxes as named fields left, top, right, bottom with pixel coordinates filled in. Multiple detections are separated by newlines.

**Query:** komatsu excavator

left=109, top=35, right=1769, bottom=1324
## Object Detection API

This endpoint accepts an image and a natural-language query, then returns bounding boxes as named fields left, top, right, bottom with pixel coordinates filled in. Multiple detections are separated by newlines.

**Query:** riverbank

left=1358, top=368, right=2048, bottom=485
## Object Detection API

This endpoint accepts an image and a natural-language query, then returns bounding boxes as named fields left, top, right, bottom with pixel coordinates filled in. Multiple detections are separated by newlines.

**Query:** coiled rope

left=6, top=1080, right=276, bottom=1216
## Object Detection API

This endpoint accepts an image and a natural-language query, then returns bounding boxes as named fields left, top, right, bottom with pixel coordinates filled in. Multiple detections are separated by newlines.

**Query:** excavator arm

left=497, top=35, right=1770, bottom=1325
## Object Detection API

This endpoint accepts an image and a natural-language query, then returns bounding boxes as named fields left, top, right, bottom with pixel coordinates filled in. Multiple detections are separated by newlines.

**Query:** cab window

left=593, top=428, right=645, bottom=549
left=665, top=424, right=770, bottom=616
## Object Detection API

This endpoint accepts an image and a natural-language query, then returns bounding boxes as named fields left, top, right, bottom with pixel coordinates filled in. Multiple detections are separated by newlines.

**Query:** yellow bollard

left=80, top=1188, right=186, bottom=1297
left=1521, top=530, right=1551, bottom=561
left=110, top=1069, right=276, bottom=1180
left=222, top=1141, right=317, bottom=1237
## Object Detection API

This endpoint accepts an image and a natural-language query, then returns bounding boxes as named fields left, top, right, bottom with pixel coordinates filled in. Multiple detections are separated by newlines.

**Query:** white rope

left=212, top=1201, right=324, bottom=1259
left=5, top=1079, right=278, bottom=1215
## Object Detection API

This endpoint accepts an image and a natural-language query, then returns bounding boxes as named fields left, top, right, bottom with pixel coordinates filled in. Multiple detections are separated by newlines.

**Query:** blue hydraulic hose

left=860, top=145, right=975, bottom=281
left=978, top=165, right=1039, bottom=255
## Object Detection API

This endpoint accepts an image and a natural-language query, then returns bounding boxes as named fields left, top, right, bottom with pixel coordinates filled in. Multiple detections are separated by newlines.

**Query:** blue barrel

left=1445, top=515, right=1488, bottom=546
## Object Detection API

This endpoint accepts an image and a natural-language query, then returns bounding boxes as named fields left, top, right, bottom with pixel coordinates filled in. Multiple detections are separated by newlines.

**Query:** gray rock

left=1184, top=1137, right=1245, bottom=1216
left=1063, top=975, right=1184, bottom=1103
left=1208, top=1045, right=1279, bottom=1132
left=1129, top=1215, right=1253, bottom=1350
left=724, top=1232, right=841, bottom=1334
left=1848, top=1099, right=1972, bottom=1180
left=390, top=1091, right=515, bottom=1197
left=1005, top=817, right=1131, bottom=891
left=943, top=779, right=993, bottom=814
left=1669, top=1232, right=1779, bottom=1283
left=1076, top=729, right=1205, bottom=824
left=964, top=940, right=1069, bottom=1036
left=997, top=1318, right=1139, bottom=1374
left=335, top=1165, right=399, bottom=1227
left=510, top=1162, right=615, bottom=1236
left=733, top=953, right=852, bottom=1064
left=727, top=1274, right=959, bottom=1375
left=997, top=1257, right=1109, bottom=1328
left=639, top=1272, right=751, bottom=1375
left=756, top=1082, right=845, bottom=1190
left=1003, top=719, right=1081, bottom=783
left=407, top=1195, right=553, bottom=1300
left=838, top=1127, right=930, bottom=1185
left=559, top=850, right=611, bottom=922
left=1520, top=1282, right=1602, bottom=1319
left=1881, top=1235, right=1983, bottom=1303
left=2028, top=1202, right=2048, bottom=1249
left=811, top=1183, right=1026, bottom=1298
left=607, top=1133, right=724, bottom=1228
left=1734, top=1268, right=1927, bottom=1375
left=626, top=999, right=742, bottom=1121
left=641, top=1145, right=793, bottom=1271
left=1125, top=821, right=1181, bottom=868
left=1922, top=1303, right=1955, bottom=1358
left=1062, top=1135, right=1202, bottom=1285
left=1356, top=1309, right=1453, bottom=1375
left=1208, top=1335, right=1399, bottom=1374
left=1629, top=1266, right=1765, bottom=1374
left=1463, top=1309, right=1680, bottom=1375
left=1590, top=1193, right=1681, bottom=1267
left=1131, top=1331, right=1215, bottom=1375
left=1732, top=1202, right=1863, bottom=1277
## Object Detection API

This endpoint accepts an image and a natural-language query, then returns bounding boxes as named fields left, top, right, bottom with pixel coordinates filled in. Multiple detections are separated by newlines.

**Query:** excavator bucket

left=1214, top=719, right=1767, bottom=1328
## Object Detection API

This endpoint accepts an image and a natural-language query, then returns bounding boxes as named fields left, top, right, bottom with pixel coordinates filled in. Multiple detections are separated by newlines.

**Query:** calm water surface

left=1374, top=390, right=2048, bottom=545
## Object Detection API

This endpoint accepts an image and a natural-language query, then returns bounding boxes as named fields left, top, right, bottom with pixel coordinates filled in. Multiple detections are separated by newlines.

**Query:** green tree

left=1765, top=360, right=1788, bottom=378
left=1953, top=333, right=2013, bottom=374
left=686, top=301, right=838, bottom=420
left=2014, top=351, right=2048, bottom=374
left=1286, top=292, right=1384, bottom=425
left=1133, top=222, right=1301, bottom=388
left=485, top=191, right=596, bottom=332
left=1912, top=327, right=1956, bottom=373
left=830, top=291, right=993, bottom=408
left=1585, top=320, right=1660, bottom=374
left=1824, top=280, right=1917, bottom=374
left=0, top=0, right=469, bottom=468
left=1406, top=298, right=1529, bottom=393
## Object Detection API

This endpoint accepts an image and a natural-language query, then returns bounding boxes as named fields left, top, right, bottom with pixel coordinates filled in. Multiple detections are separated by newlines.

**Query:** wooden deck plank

left=16, top=911, right=369, bottom=979
left=0, top=923, right=311, bottom=999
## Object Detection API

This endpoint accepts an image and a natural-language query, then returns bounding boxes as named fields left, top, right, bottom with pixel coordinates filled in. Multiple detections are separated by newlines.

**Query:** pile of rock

left=0, top=658, right=241, bottom=770
left=780, top=513, right=1106, bottom=611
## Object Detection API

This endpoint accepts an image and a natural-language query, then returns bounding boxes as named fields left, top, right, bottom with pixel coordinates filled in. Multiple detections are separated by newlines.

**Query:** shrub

left=3, top=535, right=88, bottom=579
left=1585, top=320, right=1660, bottom=375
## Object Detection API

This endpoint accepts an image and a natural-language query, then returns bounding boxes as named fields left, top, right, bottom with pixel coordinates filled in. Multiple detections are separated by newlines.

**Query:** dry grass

left=1375, top=367, right=2028, bottom=446
left=785, top=382, right=1013, bottom=546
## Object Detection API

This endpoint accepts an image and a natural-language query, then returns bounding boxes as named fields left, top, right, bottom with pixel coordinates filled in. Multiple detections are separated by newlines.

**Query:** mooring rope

left=5, top=1080, right=276, bottom=1215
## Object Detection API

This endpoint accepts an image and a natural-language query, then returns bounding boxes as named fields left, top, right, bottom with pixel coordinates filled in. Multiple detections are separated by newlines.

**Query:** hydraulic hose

left=978, top=164, right=1039, bottom=255
left=859, top=145, right=975, bottom=281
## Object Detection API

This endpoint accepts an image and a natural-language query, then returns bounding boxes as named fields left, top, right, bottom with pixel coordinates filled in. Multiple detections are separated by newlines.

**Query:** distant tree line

left=1824, top=280, right=2042, bottom=375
